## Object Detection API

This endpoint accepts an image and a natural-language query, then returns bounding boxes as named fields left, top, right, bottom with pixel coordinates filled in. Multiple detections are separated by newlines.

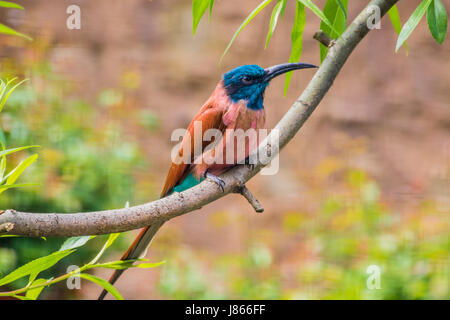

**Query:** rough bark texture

left=0, top=0, right=399, bottom=237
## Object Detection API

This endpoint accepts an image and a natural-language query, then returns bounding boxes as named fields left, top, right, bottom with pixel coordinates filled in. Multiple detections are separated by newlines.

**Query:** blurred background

left=0, top=0, right=448, bottom=299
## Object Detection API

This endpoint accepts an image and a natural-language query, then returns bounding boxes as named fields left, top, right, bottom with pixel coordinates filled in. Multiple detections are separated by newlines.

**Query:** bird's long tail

left=97, top=221, right=165, bottom=300
left=98, top=169, right=199, bottom=299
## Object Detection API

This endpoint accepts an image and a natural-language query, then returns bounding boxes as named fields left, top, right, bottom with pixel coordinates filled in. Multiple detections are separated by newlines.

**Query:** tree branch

left=313, top=31, right=334, bottom=48
left=0, top=0, right=399, bottom=237
left=236, top=185, right=264, bottom=213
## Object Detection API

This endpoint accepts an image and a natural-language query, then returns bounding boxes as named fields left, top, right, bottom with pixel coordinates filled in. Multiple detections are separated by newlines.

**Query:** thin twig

left=237, top=185, right=264, bottom=213
left=313, top=31, right=334, bottom=47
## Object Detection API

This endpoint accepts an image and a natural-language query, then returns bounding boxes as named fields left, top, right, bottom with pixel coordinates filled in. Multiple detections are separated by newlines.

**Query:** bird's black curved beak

left=263, top=62, right=318, bottom=82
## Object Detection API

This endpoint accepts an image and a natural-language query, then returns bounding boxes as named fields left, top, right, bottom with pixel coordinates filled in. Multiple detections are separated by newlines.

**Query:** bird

left=98, top=62, right=317, bottom=299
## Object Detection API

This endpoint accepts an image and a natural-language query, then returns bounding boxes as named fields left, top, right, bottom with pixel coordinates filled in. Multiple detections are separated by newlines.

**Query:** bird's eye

left=242, top=76, right=252, bottom=84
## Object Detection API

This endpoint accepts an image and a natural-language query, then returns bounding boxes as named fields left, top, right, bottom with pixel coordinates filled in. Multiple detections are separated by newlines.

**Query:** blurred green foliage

left=0, top=53, right=147, bottom=295
left=157, top=166, right=448, bottom=299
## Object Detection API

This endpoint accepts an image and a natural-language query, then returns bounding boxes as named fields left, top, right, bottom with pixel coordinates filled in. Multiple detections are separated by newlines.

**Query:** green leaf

left=11, top=294, right=33, bottom=300
left=79, top=273, right=123, bottom=300
left=91, top=259, right=165, bottom=270
left=388, top=5, right=403, bottom=33
left=319, top=0, right=348, bottom=62
left=134, top=261, right=165, bottom=268
left=334, top=0, right=347, bottom=19
left=0, top=235, right=45, bottom=239
left=209, top=0, right=214, bottom=19
left=88, top=233, right=120, bottom=265
left=396, top=0, right=433, bottom=52
left=265, top=0, right=285, bottom=48
left=59, top=235, right=95, bottom=251
left=284, top=1, right=306, bottom=94
left=388, top=5, right=409, bottom=52
left=220, top=0, right=273, bottom=62
left=0, top=78, right=28, bottom=112
left=0, top=130, right=6, bottom=152
left=0, top=144, right=39, bottom=192
left=0, top=1, right=23, bottom=9
left=0, top=23, right=32, bottom=41
left=3, top=154, right=38, bottom=184
left=297, top=0, right=339, bottom=35
left=192, top=0, right=210, bottom=35
left=0, top=249, right=74, bottom=287
left=0, top=145, right=39, bottom=158
left=280, top=0, right=288, bottom=17
left=427, top=0, right=447, bottom=44
left=25, top=278, right=48, bottom=300
left=0, top=155, right=6, bottom=183
left=0, top=183, right=38, bottom=190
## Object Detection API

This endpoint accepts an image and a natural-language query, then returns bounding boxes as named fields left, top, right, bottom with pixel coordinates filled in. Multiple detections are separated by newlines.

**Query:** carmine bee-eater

left=99, top=62, right=317, bottom=299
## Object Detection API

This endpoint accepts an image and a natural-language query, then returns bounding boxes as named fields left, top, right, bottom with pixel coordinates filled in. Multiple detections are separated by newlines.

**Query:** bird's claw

left=244, top=157, right=255, bottom=170
left=204, top=171, right=225, bottom=192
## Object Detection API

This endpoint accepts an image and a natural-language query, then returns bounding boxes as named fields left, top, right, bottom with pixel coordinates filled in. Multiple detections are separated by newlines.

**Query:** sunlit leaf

left=319, top=0, right=348, bottom=62
left=265, top=0, right=285, bottom=48
left=0, top=235, right=45, bottom=239
left=0, top=155, right=6, bottom=183
left=427, top=0, right=447, bottom=44
left=0, top=23, right=32, bottom=41
left=396, top=0, right=433, bottom=52
left=11, top=294, right=33, bottom=300
left=297, top=0, right=339, bottom=35
left=280, top=0, right=287, bottom=17
left=79, top=273, right=123, bottom=300
left=334, top=0, right=347, bottom=19
left=220, top=0, right=273, bottom=62
left=0, top=78, right=28, bottom=112
left=209, top=0, right=214, bottom=19
left=192, top=0, right=210, bottom=35
left=0, top=145, right=39, bottom=196
left=0, top=1, right=23, bottom=9
left=91, top=259, right=165, bottom=270
left=88, top=233, right=120, bottom=265
left=0, top=183, right=38, bottom=191
left=388, top=5, right=409, bottom=52
left=0, top=128, right=6, bottom=148
left=59, top=235, right=95, bottom=251
left=388, top=5, right=403, bottom=33
left=0, top=145, right=39, bottom=158
left=0, top=249, right=74, bottom=286
left=3, top=154, right=38, bottom=185
left=25, top=278, right=48, bottom=300
left=284, top=1, right=305, bottom=94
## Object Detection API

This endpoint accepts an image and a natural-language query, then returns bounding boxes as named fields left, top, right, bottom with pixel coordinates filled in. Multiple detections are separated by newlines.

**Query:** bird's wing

left=160, top=101, right=225, bottom=197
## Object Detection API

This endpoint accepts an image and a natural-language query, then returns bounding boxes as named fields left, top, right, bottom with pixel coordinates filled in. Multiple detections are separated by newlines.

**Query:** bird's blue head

left=223, top=62, right=317, bottom=110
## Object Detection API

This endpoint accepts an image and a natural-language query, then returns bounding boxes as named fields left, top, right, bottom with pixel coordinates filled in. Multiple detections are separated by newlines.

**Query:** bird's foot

left=204, top=170, right=225, bottom=192
left=244, top=156, right=255, bottom=170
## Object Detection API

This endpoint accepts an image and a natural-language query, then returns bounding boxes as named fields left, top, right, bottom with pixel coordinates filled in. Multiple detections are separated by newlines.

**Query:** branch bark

left=313, top=31, right=334, bottom=48
left=237, top=185, right=264, bottom=213
left=0, top=0, right=399, bottom=237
